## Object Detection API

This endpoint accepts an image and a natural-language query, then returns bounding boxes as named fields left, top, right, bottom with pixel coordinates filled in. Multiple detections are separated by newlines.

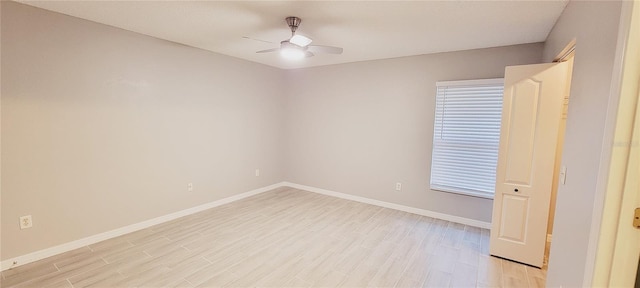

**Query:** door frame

left=584, top=0, right=639, bottom=286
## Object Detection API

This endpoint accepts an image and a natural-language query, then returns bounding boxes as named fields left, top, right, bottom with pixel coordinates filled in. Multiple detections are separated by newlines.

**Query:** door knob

left=514, top=188, right=519, bottom=192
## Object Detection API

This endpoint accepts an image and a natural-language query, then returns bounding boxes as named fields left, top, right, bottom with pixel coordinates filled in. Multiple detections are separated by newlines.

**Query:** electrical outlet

left=255, top=169, right=260, bottom=177
left=187, top=183, right=193, bottom=192
left=19, top=215, right=33, bottom=229
left=395, top=182, right=402, bottom=191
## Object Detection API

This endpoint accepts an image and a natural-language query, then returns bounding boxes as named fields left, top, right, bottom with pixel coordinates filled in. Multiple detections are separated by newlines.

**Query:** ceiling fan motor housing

left=286, top=16, right=302, bottom=33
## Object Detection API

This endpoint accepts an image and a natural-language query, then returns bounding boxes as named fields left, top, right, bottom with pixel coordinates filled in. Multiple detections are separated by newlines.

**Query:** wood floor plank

left=395, top=275, right=424, bottom=288
left=0, top=248, right=93, bottom=286
left=12, top=258, right=107, bottom=288
left=169, top=279, right=194, bottom=288
left=0, top=261, right=59, bottom=287
left=183, top=263, right=228, bottom=287
left=458, top=244, right=480, bottom=267
left=295, top=249, right=341, bottom=282
left=42, top=279, right=74, bottom=288
left=463, top=225, right=482, bottom=244
left=367, top=254, right=410, bottom=287
left=396, top=249, right=432, bottom=286
left=478, top=254, right=503, bottom=287
left=450, top=262, right=479, bottom=287
left=254, top=256, right=308, bottom=287
left=68, top=267, right=125, bottom=288
left=502, top=258, right=529, bottom=287
left=282, top=276, right=312, bottom=288
left=423, top=269, right=452, bottom=287
left=430, top=245, right=459, bottom=274
left=310, top=270, right=347, bottom=287
left=525, top=266, right=547, bottom=288
left=441, top=222, right=466, bottom=249
left=194, top=271, right=239, bottom=288
left=337, top=241, right=396, bottom=287
left=139, top=256, right=210, bottom=288
left=1, top=188, right=542, bottom=288
left=333, top=245, right=372, bottom=275
left=481, top=228, right=491, bottom=254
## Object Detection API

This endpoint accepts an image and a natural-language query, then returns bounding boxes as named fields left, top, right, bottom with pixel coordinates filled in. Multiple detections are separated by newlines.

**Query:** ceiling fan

left=256, top=16, right=343, bottom=60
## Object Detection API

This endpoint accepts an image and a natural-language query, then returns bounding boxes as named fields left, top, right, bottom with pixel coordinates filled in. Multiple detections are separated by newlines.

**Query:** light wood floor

left=1, top=187, right=546, bottom=287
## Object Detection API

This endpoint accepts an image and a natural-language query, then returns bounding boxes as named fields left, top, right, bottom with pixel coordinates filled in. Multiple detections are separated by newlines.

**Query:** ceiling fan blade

left=307, top=45, right=343, bottom=54
left=256, top=48, right=279, bottom=53
left=290, top=35, right=312, bottom=47
left=242, top=36, right=274, bottom=44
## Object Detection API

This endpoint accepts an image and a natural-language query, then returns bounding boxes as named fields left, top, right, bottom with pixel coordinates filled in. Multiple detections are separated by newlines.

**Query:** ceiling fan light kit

left=279, top=42, right=307, bottom=60
left=256, top=16, right=343, bottom=61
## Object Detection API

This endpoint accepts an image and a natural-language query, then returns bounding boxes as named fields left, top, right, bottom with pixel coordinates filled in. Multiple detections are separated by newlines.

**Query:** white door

left=489, top=62, right=569, bottom=267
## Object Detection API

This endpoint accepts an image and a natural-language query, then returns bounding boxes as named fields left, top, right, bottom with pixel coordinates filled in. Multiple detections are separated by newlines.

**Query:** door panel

left=504, top=79, right=540, bottom=185
left=499, top=194, right=529, bottom=242
left=490, top=62, right=568, bottom=267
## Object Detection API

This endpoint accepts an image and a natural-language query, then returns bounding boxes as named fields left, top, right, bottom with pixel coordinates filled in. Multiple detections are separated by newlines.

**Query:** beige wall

left=542, top=1, right=624, bottom=287
left=1, top=2, right=285, bottom=259
left=283, top=44, right=543, bottom=223
left=1, top=1, right=552, bottom=263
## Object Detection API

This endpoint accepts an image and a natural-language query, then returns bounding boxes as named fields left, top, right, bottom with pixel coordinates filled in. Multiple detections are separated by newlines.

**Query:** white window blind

left=430, top=78, right=504, bottom=199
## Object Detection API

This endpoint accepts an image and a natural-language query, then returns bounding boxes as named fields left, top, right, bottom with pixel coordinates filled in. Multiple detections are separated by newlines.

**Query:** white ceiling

left=19, top=1, right=569, bottom=70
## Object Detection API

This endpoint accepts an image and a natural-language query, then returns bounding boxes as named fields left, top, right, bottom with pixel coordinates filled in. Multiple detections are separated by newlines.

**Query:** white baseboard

left=2, top=181, right=491, bottom=271
left=282, top=182, right=492, bottom=229
left=0, top=182, right=285, bottom=271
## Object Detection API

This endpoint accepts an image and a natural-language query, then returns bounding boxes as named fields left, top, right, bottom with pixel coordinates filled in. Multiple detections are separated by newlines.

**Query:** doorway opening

left=545, top=46, right=575, bottom=268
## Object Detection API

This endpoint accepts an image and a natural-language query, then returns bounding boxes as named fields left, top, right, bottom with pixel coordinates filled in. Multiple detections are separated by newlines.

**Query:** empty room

left=2, top=0, right=639, bottom=287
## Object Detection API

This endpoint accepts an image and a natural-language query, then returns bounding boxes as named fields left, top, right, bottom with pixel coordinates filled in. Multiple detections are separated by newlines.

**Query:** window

left=430, top=78, right=504, bottom=199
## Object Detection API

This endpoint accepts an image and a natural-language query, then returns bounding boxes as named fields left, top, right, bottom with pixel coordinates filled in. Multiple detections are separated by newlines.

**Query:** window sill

left=430, top=185, right=494, bottom=200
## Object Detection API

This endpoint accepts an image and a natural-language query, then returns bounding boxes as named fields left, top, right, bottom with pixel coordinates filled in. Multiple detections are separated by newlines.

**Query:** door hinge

left=634, top=208, right=640, bottom=229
